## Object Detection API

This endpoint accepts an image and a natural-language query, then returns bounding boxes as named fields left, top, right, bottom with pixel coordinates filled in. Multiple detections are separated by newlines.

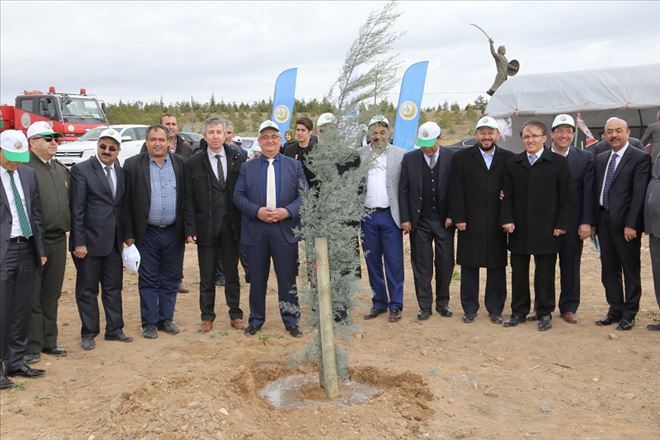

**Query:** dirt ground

left=1, top=237, right=659, bottom=440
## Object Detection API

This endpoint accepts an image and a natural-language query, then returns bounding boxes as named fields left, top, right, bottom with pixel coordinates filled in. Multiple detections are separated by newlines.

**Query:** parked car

left=178, top=131, right=203, bottom=151
left=55, top=124, right=147, bottom=166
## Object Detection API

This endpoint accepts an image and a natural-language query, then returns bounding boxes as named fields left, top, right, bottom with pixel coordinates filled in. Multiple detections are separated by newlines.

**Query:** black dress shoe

left=157, top=320, right=180, bottom=335
left=0, top=374, right=16, bottom=390
left=287, top=327, right=303, bottom=338
left=417, top=309, right=432, bottom=321
left=489, top=313, right=503, bottom=324
left=503, top=314, right=525, bottom=328
left=363, top=308, right=387, bottom=320
left=617, top=318, right=635, bottom=331
left=8, top=366, right=46, bottom=378
left=538, top=315, right=553, bottom=331
left=24, top=353, right=41, bottom=365
left=244, top=325, right=261, bottom=336
left=104, top=332, right=133, bottom=343
left=142, top=325, right=158, bottom=339
left=81, top=337, right=95, bottom=351
left=595, top=314, right=619, bottom=326
left=42, top=347, right=68, bottom=357
left=462, top=313, right=477, bottom=323
left=388, top=309, right=402, bottom=322
left=647, top=322, right=660, bottom=331
left=436, top=305, right=453, bottom=317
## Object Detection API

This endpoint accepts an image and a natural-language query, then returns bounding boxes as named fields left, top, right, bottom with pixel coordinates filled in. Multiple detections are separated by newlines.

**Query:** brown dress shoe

left=231, top=319, right=246, bottom=330
left=561, top=312, right=577, bottom=324
left=200, top=320, right=213, bottom=332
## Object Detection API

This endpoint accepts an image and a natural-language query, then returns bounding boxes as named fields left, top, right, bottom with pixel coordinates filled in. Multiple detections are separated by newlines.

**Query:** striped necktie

left=8, top=170, right=33, bottom=238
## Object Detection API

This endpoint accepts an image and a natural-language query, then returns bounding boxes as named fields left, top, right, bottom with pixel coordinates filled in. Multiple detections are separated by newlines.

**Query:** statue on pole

left=471, top=24, right=520, bottom=96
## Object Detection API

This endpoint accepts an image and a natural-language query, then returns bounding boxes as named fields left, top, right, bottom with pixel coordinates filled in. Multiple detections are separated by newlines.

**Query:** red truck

left=0, top=86, right=108, bottom=142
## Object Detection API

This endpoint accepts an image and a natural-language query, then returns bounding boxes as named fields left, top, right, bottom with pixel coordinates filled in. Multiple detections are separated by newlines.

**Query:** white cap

left=415, top=122, right=441, bottom=148
left=99, top=128, right=122, bottom=145
left=368, top=115, right=390, bottom=128
left=552, top=114, right=575, bottom=129
left=317, top=112, right=336, bottom=127
left=0, top=130, right=30, bottom=162
left=232, top=136, right=242, bottom=145
left=27, top=121, right=63, bottom=140
left=258, top=120, right=280, bottom=133
left=476, top=116, right=499, bottom=130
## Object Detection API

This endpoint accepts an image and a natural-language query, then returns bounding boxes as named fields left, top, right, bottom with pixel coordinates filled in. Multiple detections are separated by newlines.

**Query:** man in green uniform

left=24, top=121, right=70, bottom=364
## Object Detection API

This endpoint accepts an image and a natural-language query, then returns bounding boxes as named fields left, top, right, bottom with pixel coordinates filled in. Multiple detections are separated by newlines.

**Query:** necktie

left=7, top=170, right=33, bottom=238
left=528, top=154, right=537, bottom=166
left=215, top=154, right=225, bottom=184
left=602, top=153, right=618, bottom=209
left=266, top=158, right=276, bottom=209
left=428, top=154, right=437, bottom=169
left=105, top=166, right=115, bottom=198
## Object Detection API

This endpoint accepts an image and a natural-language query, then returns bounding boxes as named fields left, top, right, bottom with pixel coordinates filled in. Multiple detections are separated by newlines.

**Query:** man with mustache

left=359, top=115, right=406, bottom=323
left=594, top=117, right=651, bottom=330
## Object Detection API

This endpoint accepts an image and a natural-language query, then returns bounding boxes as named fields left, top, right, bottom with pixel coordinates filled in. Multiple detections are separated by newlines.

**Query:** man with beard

left=549, top=114, right=594, bottom=324
left=400, top=122, right=455, bottom=321
left=594, top=117, right=651, bottom=330
left=449, top=116, right=513, bottom=324
left=359, top=115, right=406, bottom=323
left=184, top=116, right=246, bottom=332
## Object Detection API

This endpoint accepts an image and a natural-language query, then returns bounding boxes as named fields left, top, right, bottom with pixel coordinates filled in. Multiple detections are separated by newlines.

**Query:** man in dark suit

left=645, top=151, right=660, bottom=330
left=69, top=128, right=133, bottom=351
left=124, top=125, right=186, bottom=339
left=594, top=117, right=651, bottom=330
left=184, top=116, right=246, bottom=332
left=161, top=113, right=193, bottom=159
left=399, top=121, right=455, bottom=321
left=549, top=115, right=595, bottom=324
left=233, top=120, right=307, bottom=337
left=0, top=130, right=47, bottom=389
left=501, top=120, right=570, bottom=331
left=449, top=116, right=513, bottom=324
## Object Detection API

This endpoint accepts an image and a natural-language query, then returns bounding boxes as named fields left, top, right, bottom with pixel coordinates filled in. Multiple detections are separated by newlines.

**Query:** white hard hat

left=552, top=114, right=575, bottom=130
left=27, top=121, right=63, bottom=140
left=317, top=112, right=336, bottom=127
left=258, top=120, right=280, bottom=133
left=415, top=122, right=441, bottom=148
left=476, top=116, right=499, bottom=130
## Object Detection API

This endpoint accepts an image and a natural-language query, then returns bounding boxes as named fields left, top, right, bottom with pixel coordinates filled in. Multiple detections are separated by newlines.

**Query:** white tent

left=484, top=64, right=660, bottom=151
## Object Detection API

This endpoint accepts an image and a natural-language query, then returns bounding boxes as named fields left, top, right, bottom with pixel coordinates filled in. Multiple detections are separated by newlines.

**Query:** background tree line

left=105, top=95, right=488, bottom=143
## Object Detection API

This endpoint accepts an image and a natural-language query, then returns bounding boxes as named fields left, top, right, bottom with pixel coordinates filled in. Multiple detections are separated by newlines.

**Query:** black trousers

left=198, top=222, right=241, bottom=321
left=0, top=241, right=36, bottom=371
left=510, top=253, right=557, bottom=318
left=598, top=213, right=642, bottom=320
left=73, top=248, right=125, bottom=339
left=460, top=266, right=506, bottom=316
left=410, top=217, right=455, bottom=312
left=29, top=236, right=67, bottom=354
left=650, top=234, right=660, bottom=310
left=557, top=232, right=584, bottom=314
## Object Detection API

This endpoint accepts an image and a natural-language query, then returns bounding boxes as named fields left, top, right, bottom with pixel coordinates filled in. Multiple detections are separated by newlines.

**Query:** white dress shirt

left=96, top=155, right=117, bottom=195
left=207, top=147, right=227, bottom=181
left=365, top=149, right=389, bottom=209
left=0, top=165, right=29, bottom=238
left=480, top=148, right=495, bottom=169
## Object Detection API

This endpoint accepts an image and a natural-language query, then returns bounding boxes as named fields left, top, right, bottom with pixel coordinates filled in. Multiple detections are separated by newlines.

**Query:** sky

left=1, top=1, right=659, bottom=108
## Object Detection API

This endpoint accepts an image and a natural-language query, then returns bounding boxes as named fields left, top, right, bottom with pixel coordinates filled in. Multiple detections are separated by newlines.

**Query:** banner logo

left=399, top=100, right=418, bottom=121
left=273, top=105, right=291, bottom=124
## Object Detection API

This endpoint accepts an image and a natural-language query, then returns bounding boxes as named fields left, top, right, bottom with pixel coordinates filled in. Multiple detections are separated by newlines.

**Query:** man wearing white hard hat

left=70, top=127, right=133, bottom=350
left=400, top=121, right=456, bottom=321
left=358, top=115, right=406, bottom=322
left=448, top=116, right=514, bottom=324
left=549, top=114, right=595, bottom=324
left=24, top=121, right=71, bottom=363
left=234, top=120, right=308, bottom=338
left=0, top=130, right=47, bottom=388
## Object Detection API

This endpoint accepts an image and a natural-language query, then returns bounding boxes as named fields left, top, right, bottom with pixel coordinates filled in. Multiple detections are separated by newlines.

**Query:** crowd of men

left=1, top=110, right=658, bottom=390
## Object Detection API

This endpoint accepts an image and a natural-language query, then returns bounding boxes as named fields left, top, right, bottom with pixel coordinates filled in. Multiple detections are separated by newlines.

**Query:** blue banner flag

left=271, top=68, right=298, bottom=142
left=393, top=61, right=429, bottom=150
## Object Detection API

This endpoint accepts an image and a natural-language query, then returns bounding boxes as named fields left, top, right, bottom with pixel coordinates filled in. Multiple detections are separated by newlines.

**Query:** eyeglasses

left=35, top=135, right=61, bottom=143
left=522, top=134, right=545, bottom=141
left=98, top=143, right=118, bottom=152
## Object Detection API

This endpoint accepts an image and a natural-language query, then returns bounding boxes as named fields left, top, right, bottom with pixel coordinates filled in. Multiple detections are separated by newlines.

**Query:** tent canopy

left=486, top=64, right=660, bottom=118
